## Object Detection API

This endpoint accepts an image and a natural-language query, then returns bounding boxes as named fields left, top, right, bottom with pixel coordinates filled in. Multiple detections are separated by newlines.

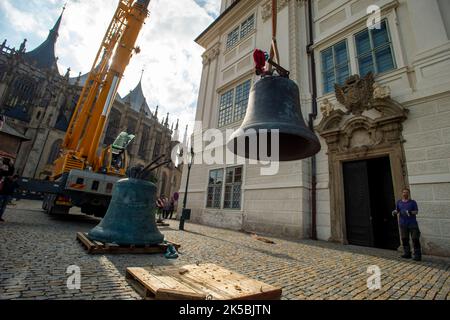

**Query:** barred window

left=152, top=132, right=163, bottom=160
left=234, top=80, right=251, bottom=122
left=355, top=20, right=395, bottom=76
left=104, top=108, right=121, bottom=146
left=240, top=15, right=255, bottom=39
left=138, top=126, right=150, bottom=159
left=218, top=89, right=234, bottom=127
left=160, top=173, right=168, bottom=197
left=226, top=27, right=240, bottom=49
left=127, top=118, right=137, bottom=134
left=218, top=79, right=251, bottom=127
left=70, top=94, right=80, bottom=113
left=223, top=166, right=242, bottom=209
left=5, top=76, right=36, bottom=110
left=0, top=64, right=7, bottom=81
left=47, top=139, right=62, bottom=165
left=206, top=169, right=223, bottom=209
left=226, top=14, right=255, bottom=50
left=321, top=40, right=350, bottom=94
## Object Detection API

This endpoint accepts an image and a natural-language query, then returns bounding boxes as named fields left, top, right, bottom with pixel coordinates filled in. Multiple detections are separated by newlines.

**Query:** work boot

left=413, top=250, right=422, bottom=261
left=401, top=246, right=412, bottom=259
left=412, top=237, right=422, bottom=262
left=401, top=252, right=412, bottom=259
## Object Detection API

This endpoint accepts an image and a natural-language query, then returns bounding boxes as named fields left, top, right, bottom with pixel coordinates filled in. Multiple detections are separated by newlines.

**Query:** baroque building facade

left=0, top=10, right=182, bottom=199
left=180, top=0, right=450, bottom=256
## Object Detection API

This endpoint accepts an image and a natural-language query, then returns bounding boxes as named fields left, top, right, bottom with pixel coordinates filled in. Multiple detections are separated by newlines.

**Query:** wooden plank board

left=177, top=264, right=278, bottom=300
left=126, top=268, right=207, bottom=300
left=93, top=240, right=104, bottom=248
left=127, top=268, right=192, bottom=294
left=150, top=267, right=228, bottom=300
left=76, top=232, right=94, bottom=253
left=169, top=266, right=237, bottom=300
left=157, top=223, right=170, bottom=227
left=125, top=263, right=282, bottom=300
left=197, top=264, right=279, bottom=300
left=155, top=289, right=207, bottom=300
left=76, top=232, right=180, bottom=255
left=126, top=267, right=228, bottom=300
left=126, top=268, right=172, bottom=299
left=180, top=264, right=280, bottom=300
left=187, top=266, right=255, bottom=297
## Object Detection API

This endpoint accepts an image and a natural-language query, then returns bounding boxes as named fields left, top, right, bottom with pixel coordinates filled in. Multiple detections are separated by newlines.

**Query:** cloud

left=194, top=0, right=221, bottom=18
left=0, top=1, right=49, bottom=39
left=0, top=0, right=221, bottom=135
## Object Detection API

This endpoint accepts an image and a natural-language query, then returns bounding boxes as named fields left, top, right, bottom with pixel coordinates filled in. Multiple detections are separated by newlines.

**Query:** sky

left=0, top=0, right=221, bottom=137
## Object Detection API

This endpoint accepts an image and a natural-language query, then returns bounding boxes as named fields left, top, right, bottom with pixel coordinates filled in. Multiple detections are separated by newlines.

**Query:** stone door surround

left=316, top=74, right=409, bottom=244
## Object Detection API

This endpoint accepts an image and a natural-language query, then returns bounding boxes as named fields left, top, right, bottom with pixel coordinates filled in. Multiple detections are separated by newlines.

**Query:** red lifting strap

left=253, top=49, right=267, bottom=74
left=254, top=0, right=283, bottom=76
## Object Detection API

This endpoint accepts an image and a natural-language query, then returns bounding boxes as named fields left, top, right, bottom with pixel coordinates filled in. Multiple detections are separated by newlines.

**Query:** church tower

left=23, top=7, right=64, bottom=72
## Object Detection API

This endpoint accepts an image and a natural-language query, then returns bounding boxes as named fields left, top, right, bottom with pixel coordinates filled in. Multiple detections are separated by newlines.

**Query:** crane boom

left=53, top=0, right=150, bottom=178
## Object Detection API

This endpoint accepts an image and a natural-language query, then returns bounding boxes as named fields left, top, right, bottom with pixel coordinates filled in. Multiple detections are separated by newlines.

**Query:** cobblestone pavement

left=0, top=200, right=449, bottom=300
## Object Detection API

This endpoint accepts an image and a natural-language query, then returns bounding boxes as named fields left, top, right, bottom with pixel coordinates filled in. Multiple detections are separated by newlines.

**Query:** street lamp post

left=179, top=147, right=194, bottom=231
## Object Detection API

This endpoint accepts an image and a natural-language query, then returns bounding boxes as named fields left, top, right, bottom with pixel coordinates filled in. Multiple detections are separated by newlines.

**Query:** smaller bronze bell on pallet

left=88, top=157, right=171, bottom=246
left=227, top=75, right=321, bottom=161
left=88, top=178, right=164, bottom=246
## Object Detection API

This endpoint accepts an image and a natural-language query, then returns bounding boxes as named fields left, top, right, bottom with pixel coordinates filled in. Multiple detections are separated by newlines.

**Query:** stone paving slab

left=0, top=200, right=449, bottom=300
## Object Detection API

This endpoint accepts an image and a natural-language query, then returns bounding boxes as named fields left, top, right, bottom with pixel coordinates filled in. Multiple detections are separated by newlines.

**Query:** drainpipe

left=307, top=0, right=318, bottom=240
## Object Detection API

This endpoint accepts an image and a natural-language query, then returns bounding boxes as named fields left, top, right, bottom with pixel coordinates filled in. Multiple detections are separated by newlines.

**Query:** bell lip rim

left=117, top=178, right=157, bottom=186
left=226, top=124, right=322, bottom=162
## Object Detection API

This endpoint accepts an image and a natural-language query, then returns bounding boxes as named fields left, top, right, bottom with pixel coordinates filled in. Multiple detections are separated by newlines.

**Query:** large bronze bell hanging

left=227, top=76, right=321, bottom=161
left=87, top=178, right=164, bottom=246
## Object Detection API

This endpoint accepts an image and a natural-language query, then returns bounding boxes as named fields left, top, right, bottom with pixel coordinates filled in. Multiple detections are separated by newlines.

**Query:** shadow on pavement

left=180, top=224, right=450, bottom=271
left=49, top=214, right=100, bottom=225
left=181, top=229, right=296, bottom=262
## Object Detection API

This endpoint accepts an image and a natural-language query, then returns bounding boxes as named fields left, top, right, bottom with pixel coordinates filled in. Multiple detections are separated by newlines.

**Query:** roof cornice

left=195, top=0, right=259, bottom=48
left=195, top=0, right=241, bottom=44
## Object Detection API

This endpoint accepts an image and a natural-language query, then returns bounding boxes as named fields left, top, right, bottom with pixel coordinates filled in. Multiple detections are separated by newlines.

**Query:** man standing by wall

left=393, top=188, right=422, bottom=261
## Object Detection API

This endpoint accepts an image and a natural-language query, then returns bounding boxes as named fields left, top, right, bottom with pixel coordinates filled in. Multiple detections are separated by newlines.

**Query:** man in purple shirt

left=392, top=188, right=422, bottom=261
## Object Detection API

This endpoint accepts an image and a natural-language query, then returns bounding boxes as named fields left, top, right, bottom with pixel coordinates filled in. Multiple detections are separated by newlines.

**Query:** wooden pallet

left=126, top=263, right=282, bottom=300
left=76, top=232, right=180, bottom=255
left=156, top=222, right=170, bottom=227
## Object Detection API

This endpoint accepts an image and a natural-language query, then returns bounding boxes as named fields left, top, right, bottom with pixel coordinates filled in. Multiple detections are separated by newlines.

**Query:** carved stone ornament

left=320, top=99, right=335, bottom=118
left=202, top=43, right=220, bottom=65
left=202, top=54, right=209, bottom=66
left=316, top=96, right=408, bottom=155
left=261, top=0, right=290, bottom=22
left=335, top=72, right=375, bottom=116
left=373, top=82, right=391, bottom=99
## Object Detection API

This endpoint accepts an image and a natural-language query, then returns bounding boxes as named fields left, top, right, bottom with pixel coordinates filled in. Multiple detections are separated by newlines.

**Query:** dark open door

left=343, top=157, right=400, bottom=250
left=343, top=161, right=373, bottom=247
left=367, top=157, right=400, bottom=250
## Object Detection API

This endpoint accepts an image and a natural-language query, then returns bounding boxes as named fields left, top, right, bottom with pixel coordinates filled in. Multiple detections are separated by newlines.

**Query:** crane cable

left=268, top=0, right=280, bottom=73
left=253, top=0, right=288, bottom=77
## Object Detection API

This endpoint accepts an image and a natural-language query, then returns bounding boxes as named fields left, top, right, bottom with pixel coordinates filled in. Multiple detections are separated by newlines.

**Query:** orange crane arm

left=86, top=0, right=150, bottom=168
left=54, top=0, right=150, bottom=178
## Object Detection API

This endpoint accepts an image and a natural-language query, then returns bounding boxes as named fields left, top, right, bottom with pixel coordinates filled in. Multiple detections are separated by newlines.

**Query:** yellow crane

left=55, top=0, right=150, bottom=177
left=41, top=0, right=151, bottom=216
